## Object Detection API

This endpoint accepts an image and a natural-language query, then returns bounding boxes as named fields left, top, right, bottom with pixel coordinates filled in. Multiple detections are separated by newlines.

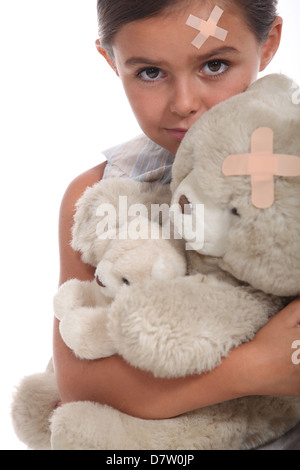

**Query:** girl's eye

left=137, top=67, right=165, bottom=81
left=202, top=60, right=229, bottom=76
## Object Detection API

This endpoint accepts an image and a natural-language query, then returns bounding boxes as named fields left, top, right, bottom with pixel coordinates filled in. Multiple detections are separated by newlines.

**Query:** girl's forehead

left=112, top=2, right=254, bottom=63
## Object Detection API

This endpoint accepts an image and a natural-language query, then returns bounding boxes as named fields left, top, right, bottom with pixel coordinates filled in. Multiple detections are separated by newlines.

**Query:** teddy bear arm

left=109, top=275, right=272, bottom=378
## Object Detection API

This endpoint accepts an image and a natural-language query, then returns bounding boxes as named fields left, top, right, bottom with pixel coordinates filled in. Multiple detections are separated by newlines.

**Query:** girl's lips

left=165, top=128, right=188, bottom=141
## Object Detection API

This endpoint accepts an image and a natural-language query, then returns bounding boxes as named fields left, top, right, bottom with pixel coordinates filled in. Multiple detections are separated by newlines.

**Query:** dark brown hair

left=97, top=0, right=278, bottom=55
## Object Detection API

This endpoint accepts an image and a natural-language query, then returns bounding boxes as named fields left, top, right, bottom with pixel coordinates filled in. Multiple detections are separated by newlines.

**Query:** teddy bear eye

left=122, top=278, right=130, bottom=286
left=231, top=208, right=240, bottom=217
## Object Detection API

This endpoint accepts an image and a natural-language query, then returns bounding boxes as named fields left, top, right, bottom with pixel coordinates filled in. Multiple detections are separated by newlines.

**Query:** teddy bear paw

left=54, top=279, right=96, bottom=321
left=59, top=307, right=116, bottom=360
left=59, top=310, right=91, bottom=359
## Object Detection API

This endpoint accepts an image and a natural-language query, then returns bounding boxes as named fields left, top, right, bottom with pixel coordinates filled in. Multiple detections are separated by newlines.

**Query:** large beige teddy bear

left=12, top=74, right=300, bottom=450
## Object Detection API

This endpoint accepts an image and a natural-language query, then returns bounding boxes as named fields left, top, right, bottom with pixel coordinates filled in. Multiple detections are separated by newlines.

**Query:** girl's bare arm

left=53, top=164, right=300, bottom=419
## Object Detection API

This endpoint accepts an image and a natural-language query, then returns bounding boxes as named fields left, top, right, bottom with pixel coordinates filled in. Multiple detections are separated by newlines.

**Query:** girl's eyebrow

left=124, top=46, right=239, bottom=67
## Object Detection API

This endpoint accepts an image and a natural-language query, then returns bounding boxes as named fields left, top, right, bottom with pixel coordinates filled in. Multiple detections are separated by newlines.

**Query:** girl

left=53, top=0, right=300, bottom=449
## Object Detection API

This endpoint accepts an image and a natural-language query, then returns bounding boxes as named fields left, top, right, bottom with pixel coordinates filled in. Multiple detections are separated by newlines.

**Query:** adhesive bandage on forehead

left=222, top=127, right=300, bottom=209
left=186, top=5, right=228, bottom=49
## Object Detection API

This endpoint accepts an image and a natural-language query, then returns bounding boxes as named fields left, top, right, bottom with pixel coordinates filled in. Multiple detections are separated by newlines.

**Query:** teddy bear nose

left=179, top=195, right=192, bottom=215
left=96, top=276, right=106, bottom=288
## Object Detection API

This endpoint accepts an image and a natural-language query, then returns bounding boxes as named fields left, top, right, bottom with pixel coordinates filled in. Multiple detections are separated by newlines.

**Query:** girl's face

left=105, top=1, right=282, bottom=154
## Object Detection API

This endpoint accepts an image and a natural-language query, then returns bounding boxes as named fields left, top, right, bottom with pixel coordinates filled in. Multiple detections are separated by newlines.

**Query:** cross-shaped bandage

left=222, top=127, right=300, bottom=209
left=186, top=6, right=228, bottom=49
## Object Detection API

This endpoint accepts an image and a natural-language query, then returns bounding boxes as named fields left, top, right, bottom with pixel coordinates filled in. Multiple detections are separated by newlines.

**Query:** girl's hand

left=242, top=297, right=300, bottom=398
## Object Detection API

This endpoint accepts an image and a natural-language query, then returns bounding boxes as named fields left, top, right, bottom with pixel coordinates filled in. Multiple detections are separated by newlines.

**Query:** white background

left=0, top=0, right=299, bottom=450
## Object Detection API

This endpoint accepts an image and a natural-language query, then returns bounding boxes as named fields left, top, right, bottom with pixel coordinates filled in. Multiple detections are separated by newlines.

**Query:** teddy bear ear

left=71, top=182, right=116, bottom=267
left=71, top=178, right=172, bottom=267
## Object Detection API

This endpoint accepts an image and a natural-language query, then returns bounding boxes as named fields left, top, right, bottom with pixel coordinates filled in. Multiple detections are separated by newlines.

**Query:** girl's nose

left=169, top=78, right=202, bottom=118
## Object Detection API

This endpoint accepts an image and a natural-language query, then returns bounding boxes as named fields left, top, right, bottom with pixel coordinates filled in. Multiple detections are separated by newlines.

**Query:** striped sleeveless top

left=102, top=134, right=174, bottom=184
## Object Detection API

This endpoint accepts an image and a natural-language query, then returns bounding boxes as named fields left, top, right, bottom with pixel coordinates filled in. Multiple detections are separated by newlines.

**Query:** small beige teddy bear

left=55, top=217, right=187, bottom=360
left=11, top=201, right=186, bottom=450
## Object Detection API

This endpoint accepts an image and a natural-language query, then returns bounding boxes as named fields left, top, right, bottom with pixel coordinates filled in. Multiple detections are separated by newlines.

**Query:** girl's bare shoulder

left=61, top=162, right=107, bottom=211
left=58, top=162, right=107, bottom=284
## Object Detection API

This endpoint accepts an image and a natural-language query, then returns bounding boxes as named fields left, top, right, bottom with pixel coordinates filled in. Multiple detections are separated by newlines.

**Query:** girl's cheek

left=130, top=87, right=166, bottom=114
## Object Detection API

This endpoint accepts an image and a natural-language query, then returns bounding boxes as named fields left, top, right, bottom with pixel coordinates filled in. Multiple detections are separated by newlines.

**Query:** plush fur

left=11, top=360, right=60, bottom=450
left=12, top=74, right=300, bottom=450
